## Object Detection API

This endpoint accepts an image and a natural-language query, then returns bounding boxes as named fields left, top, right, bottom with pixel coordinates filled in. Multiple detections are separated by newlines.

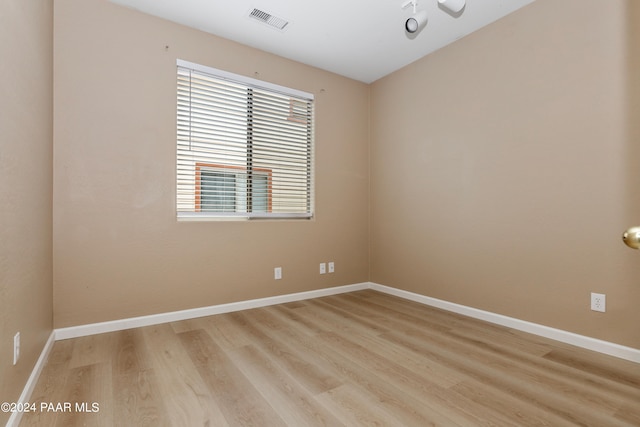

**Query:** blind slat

left=176, top=61, right=314, bottom=219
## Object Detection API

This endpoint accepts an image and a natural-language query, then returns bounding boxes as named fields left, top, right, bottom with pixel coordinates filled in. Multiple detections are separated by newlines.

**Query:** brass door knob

left=622, top=226, right=640, bottom=249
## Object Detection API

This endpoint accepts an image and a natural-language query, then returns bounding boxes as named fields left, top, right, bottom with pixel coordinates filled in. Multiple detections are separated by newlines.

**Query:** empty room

left=1, top=0, right=639, bottom=425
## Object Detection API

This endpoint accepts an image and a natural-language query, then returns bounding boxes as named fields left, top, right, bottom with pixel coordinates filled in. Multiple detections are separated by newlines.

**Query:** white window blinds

left=176, top=60, right=314, bottom=219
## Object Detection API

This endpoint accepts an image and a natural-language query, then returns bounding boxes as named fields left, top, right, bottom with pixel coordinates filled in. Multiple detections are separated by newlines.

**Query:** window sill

left=177, top=212, right=313, bottom=222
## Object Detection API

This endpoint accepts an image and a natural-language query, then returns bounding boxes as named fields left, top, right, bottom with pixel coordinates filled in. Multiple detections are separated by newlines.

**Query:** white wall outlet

left=328, top=262, right=335, bottom=273
left=274, top=267, right=282, bottom=280
left=13, top=332, right=20, bottom=365
left=591, top=292, right=606, bottom=312
left=319, top=263, right=326, bottom=274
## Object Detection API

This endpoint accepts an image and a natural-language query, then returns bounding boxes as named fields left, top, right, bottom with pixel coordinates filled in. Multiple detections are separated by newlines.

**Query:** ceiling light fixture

left=406, top=11, right=429, bottom=34
left=438, top=0, right=466, bottom=14
left=402, top=1, right=428, bottom=34
left=402, top=0, right=466, bottom=36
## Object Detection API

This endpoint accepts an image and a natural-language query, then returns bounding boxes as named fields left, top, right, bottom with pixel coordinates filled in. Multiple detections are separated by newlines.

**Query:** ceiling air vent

left=248, top=8, right=289, bottom=31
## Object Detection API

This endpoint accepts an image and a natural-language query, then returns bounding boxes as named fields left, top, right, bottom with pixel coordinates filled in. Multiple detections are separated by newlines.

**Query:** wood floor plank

left=339, top=324, right=465, bottom=388
left=140, top=323, right=228, bottom=426
left=257, top=308, right=469, bottom=426
left=342, top=292, right=640, bottom=421
left=67, top=332, right=118, bottom=370
left=228, top=309, right=343, bottom=395
left=168, top=317, right=207, bottom=334
left=449, top=380, right=576, bottom=427
left=307, top=297, right=392, bottom=335
left=326, top=321, right=577, bottom=426
left=112, top=329, right=150, bottom=376
left=324, top=292, right=453, bottom=334
left=447, top=328, right=640, bottom=409
left=171, top=314, right=255, bottom=350
left=543, top=347, right=640, bottom=389
left=53, top=363, right=112, bottom=427
left=177, top=328, right=287, bottom=427
left=270, top=304, right=328, bottom=334
left=112, top=368, right=169, bottom=427
left=433, top=332, right=631, bottom=420
left=20, top=290, right=640, bottom=426
left=230, top=344, right=344, bottom=426
left=380, top=328, right=634, bottom=426
left=315, top=384, right=417, bottom=427
left=615, top=403, right=640, bottom=425
left=358, top=290, right=523, bottom=337
left=314, top=329, right=518, bottom=426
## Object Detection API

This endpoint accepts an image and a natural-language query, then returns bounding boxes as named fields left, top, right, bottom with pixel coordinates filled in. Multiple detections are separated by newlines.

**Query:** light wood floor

left=21, top=290, right=640, bottom=426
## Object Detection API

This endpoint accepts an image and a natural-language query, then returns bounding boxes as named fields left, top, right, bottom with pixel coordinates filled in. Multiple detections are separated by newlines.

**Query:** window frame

left=176, top=59, right=315, bottom=221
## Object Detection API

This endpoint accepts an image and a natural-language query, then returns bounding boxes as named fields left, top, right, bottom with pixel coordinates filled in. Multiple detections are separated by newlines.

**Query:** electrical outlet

left=274, top=267, right=282, bottom=280
left=320, top=263, right=326, bottom=274
left=328, top=262, right=335, bottom=273
left=591, top=292, right=606, bottom=312
left=13, top=332, right=20, bottom=365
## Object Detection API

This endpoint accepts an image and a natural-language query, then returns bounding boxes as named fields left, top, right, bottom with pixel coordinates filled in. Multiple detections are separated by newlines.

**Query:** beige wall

left=371, top=0, right=640, bottom=348
left=0, top=0, right=54, bottom=422
left=1, top=0, right=639, bottom=410
left=53, top=0, right=370, bottom=327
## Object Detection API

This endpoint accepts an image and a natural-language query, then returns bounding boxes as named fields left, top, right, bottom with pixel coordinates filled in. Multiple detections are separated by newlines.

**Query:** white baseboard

left=54, top=281, right=640, bottom=362
left=55, top=282, right=369, bottom=340
left=369, top=282, right=640, bottom=364
left=6, top=331, right=56, bottom=427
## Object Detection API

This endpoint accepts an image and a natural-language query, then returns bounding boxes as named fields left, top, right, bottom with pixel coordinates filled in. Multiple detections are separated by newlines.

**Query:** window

left=196, top=163, right=271, bottom=213
left=176, top=60, right=314, bottom=220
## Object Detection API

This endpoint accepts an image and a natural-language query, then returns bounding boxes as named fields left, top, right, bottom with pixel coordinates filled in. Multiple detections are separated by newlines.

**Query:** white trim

left=55, top=281, right=640, bottom=362
left=368, top=282, right=640, bottom=364
left=55, top=283, right=368, bottom=340
left=52, top=282, right=640, bottom=361
left=6, top=331, right=56, bottom=427
left=177, top=212, right=313, bottom=221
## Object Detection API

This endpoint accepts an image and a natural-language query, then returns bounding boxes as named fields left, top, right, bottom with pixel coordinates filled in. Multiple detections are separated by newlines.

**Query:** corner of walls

left=366, top=82, right=374, bottom=283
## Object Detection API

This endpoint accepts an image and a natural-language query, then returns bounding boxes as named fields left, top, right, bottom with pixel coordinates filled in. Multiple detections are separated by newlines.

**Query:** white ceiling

left=110, top=0, right=535, bottom=83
